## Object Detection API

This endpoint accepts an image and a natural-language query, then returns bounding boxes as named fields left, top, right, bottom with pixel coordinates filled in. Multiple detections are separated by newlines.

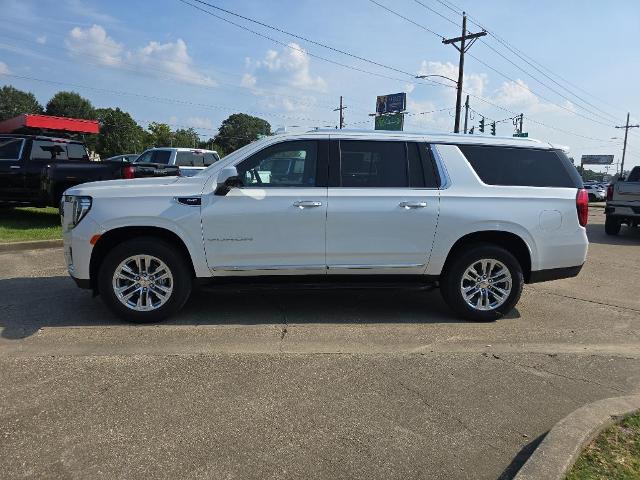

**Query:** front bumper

left=63, top=216, right=100, bottom=283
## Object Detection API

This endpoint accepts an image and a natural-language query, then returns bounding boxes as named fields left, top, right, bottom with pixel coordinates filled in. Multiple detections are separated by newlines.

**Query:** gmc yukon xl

left=61, top=130, right=589, bottom=323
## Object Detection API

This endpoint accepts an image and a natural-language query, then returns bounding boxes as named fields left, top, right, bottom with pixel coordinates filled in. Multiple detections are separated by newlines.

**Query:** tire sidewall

left=442, top=244, right=524, bottom=322
left=98, top=238, right=192, bottom=323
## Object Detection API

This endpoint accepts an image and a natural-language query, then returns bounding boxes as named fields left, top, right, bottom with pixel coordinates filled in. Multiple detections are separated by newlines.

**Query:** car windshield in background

left=0, top=137, right=24, bottom=159
left=176, top=151, right=219, bottom=167
left=30, top=140, right=88, bottom=161
left=457, top=145, right=582, bottom=188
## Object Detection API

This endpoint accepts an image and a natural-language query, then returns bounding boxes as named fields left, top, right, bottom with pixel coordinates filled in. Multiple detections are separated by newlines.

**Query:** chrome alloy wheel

left=112, top=255, right=174, bottom=312
left=460, top=259, right=512, bottom=311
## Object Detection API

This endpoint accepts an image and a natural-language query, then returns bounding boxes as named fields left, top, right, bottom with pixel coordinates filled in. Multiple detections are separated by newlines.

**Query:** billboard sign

left=581, top=155, right=614, bottom=165
left=376, top=92, right=406, bottom=114
left=375, top=113, right=404, bottom=131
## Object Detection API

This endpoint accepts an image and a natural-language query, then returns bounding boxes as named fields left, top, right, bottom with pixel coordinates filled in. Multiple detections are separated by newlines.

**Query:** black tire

left=588, top=193, right=596, bottom=202
left=98, top=237, right=192, bottom=323
left=440, top=243, right=524, bottom=322
left=605, top=216, right=621, bottom=236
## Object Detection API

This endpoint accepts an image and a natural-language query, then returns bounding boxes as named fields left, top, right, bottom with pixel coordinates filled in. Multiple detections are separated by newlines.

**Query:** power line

left=433, top=0, right=627, bottom=118
left=1, top=73, right=336, bottom=125
left=368, top=0, right=444, bottom=39
left=176, top=0, right=451, bottom=90
left=372, top=1, right=617, bottom=130
left=184, top=0, right=418, bottom=79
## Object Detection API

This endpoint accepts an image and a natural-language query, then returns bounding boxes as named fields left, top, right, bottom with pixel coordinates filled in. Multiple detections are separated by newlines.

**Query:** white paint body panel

left=63, top=130, right=588, bottom=284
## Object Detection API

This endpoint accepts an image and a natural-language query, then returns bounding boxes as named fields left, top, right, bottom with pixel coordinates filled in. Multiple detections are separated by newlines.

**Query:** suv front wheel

left=441, top=244, right=524, bottom=322
left=98, top=237, right=192, bottom=323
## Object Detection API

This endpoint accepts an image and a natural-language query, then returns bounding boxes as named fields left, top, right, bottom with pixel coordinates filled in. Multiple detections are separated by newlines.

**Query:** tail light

left=606, top=184, right=614, bottom=201
left=576, top=189, right=589, bottom=227
left=122, top=165, right=135, bottom=179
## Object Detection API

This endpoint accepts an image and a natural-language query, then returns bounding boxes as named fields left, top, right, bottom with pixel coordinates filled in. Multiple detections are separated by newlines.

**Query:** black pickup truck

left=0, top=134, right=179, bottom=207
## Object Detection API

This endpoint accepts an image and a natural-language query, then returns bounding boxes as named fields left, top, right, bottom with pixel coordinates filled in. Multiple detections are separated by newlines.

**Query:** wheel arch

left=89, top=226, right=196, bottom=292
left=441, top=230, right=533, bottom=282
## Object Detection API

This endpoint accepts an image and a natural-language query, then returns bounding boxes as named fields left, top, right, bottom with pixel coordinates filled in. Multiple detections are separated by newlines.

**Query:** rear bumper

left=605, top=203, right=640, bottom=217
left=527, top=264, right=583, bottom=284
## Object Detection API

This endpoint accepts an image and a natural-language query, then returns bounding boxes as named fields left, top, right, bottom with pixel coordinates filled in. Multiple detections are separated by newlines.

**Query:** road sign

left=375, top=113, right=404, bottom=131
left=581, top=154, right=614, bottom=165
left=376, top=93, right=406, bottom=114
left=513, top=132, right=528, bottom=137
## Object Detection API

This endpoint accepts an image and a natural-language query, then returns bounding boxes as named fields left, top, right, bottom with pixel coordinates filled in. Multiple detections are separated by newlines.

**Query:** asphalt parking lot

left=1, top=208, right=639, bottom=480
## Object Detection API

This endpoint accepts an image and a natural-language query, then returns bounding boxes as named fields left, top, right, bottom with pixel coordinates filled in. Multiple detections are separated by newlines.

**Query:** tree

left=215, top=113, right=270, bottom=154
left=94, top=108, right=145, bottom=158
left=46, top=91, right=96, bottom=119
left=146, top=122, right=174, bottom=147
left=198, top=138, right=225, bottom=157
left=173, top=128, right=200, bottom=148
left=0, top=85, right=44, bottom=121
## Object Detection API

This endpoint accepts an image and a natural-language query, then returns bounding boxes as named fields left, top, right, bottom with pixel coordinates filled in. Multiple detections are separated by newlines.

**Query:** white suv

left=61, top=130, right=589, bottom=323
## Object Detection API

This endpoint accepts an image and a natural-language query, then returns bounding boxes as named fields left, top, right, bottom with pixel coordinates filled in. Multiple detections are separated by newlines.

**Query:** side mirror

left=214, top=166, right=242, bottom=196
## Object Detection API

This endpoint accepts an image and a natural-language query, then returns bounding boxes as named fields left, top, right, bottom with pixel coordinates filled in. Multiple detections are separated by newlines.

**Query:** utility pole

left=513, top=113, right=524, bottom=135
left=463, top=95, right=470, bottom=134
left=334, top=96, right=347, bottom=129
left=615, top=112, right=639, bottom=177
left=442, top=13, right=486, bottom=133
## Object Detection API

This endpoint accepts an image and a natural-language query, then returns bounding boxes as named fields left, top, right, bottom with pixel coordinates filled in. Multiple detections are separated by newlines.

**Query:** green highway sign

left=513, top=132, right=528, bottom=137
left=375, top=113, right=404, bottom=131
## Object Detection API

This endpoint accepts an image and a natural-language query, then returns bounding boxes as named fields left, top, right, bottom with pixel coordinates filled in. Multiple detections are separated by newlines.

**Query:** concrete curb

left=514, top=393, right=640, bottom=480
left=0, top=239, right=63, bottom=252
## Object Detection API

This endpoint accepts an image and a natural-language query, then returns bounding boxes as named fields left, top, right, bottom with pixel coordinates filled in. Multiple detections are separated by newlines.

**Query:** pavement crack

left=397, top=381, right=507, bottom=455
left=486, top=354, right=626, bottom=393
left=529, top=288, right=640, bottom=313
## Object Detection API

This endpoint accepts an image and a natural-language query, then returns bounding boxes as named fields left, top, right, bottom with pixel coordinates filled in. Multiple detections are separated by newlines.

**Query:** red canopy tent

left=0, top=114, right=99, bottom=135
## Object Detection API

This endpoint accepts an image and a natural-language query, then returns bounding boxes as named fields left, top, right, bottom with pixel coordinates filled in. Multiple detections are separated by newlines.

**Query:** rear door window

left=176, top=151, right=204, bottom=167
left=30, top=140, right=69, bottom=161
left=336, top=141, right=439, bottom=188
left=339, top=141, right=407, bottom=188
left=151, top=150, right=172, bottom=165
left=0, top=137, right=24, bottom=160
left=66, top=143, right=89, bottom=160
left=457, top=145, right=582, bottom=188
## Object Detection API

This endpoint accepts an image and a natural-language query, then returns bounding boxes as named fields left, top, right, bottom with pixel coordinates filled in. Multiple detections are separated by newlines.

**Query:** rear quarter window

left=457, top=145, right=582, bottom=188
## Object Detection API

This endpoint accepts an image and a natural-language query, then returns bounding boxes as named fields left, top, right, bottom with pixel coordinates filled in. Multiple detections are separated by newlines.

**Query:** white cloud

left=36, top=36, right=47, bottom=45
left=64, top=25, right=215, bottom=87
left=246, top=42, right=327, bottom=92
left=66, top=24, right=123, bottom=66
left=63, top=0, right=117, bottom=24
left=240, top=73, right=257, bottom=88
left=131, top=39, right=216, bottom=87
left=494, top=79, right=574, bottom=114
left=187, top=116, right=214, bottom=129
left=0, top=61, right=10, bottom=75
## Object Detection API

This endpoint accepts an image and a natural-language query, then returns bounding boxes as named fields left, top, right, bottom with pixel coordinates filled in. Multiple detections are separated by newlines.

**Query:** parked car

left=133, top=148, right=220, bottom=177
left=0, top=135, right=179, bottom=208
left=583, top=184, right=606, bottom=201
left=604, top=166, right=640, bottom=235
left=61, top=130, right=588, bottom=323
left=104, top=154, right=139, bottom=163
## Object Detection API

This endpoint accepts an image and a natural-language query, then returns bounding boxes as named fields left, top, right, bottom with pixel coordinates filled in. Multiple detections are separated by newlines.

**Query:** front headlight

left=64, top=195, right=92, bottom=228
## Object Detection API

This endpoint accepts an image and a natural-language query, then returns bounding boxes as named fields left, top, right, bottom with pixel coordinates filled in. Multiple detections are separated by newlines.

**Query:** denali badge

left=175, top=197, right=201, bottom=206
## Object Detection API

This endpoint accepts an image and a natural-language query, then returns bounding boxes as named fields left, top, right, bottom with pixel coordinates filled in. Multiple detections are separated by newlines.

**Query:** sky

left=1, top=0, right=639, bottom=171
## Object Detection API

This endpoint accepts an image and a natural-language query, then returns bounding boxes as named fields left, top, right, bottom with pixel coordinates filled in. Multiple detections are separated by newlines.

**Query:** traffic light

left=479, top=117, right=485, bottom=133
left=491, top=121, right=496, bottom=136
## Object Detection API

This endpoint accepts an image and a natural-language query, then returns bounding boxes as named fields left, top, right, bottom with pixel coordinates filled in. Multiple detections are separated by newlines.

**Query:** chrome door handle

left=399, top=201, right=427, bottom=209
left=293, top=200, right=323, bottom=208
left=9, top=166, right=21, bottom=169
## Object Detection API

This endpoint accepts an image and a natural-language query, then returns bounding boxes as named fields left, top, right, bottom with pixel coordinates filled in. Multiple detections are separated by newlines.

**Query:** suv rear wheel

left=98, top=237, right=192, bottom=323
left=441, top=244, right=524, bottom=322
